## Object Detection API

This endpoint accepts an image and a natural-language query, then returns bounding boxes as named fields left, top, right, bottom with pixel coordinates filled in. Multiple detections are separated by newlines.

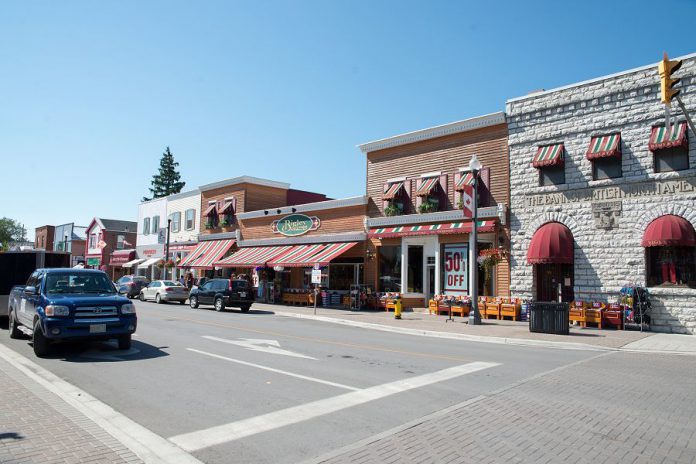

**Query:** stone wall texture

left=506, top=54, right=696, bottom=334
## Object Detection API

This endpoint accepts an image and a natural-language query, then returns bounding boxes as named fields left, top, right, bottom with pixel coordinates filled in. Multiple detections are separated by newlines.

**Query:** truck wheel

left=32, top=322, right=51, bottom=357
left=139, top=292, right=145, bottom=302
left=189, top=296, right=199, bottom=309
left=9, top=311, right=22, bottom=339
left=118, top=334, right=132, bottom=350
left=214, top=297, right=225, bottom=312
left=156, top=293, right=162, bottom=304
left=241, top=305, right=250, bottom=313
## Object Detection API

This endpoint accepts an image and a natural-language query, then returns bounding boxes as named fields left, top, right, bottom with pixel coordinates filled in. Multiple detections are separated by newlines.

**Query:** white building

left=166, top=189, right=201, bottom=280
left=135, top=197, right=168, bottom=280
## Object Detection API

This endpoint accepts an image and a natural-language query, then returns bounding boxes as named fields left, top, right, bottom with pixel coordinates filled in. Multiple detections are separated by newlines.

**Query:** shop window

left=539, top=165, right=565, bottom=186
left=185, top=209, right=196, bottom=230
left=592, top=157, right=622, bottom=180
left=646, top=246, right=696, bottom=287
left=171, top=212, right=181, bottom=233
left=329, top=264, right=358, bottom=290
left=654, top=147, right=689, bottom=173
left=151, top=216, right=160, bottom=234
left=378, top=245, right=401, bottom=292
left=143, top=217, right=150, bottom=235
left=407, top=246, right=423, bottom=293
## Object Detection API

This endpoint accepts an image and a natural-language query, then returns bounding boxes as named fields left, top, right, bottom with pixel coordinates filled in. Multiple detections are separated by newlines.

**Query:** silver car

left=139, top=280, right=188, bottom=304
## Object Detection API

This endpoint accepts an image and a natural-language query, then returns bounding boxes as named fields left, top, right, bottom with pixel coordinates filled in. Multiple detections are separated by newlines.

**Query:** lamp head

left=469, top=154, right=482, bottom=172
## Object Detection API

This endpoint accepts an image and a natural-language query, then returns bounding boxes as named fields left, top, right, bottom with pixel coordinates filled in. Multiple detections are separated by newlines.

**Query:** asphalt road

left=1, top=300, right=600, bottom=464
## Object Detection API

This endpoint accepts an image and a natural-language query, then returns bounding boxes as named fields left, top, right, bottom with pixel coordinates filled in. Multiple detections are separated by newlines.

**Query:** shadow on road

left=33, top=339, right=170, bottom=363
left=0, top=432, right=24, bottom=441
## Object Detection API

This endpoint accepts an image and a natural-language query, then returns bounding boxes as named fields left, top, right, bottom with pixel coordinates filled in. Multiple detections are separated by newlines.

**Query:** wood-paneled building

left=359, top=112, right=511, bottom=308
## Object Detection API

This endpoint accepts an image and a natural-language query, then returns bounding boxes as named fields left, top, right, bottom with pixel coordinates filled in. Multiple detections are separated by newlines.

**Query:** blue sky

left=2, top=0, right=695, bottom=239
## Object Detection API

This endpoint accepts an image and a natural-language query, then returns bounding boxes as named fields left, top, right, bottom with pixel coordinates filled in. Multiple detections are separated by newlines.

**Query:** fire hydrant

left=394, top=299, right=402, bottom=319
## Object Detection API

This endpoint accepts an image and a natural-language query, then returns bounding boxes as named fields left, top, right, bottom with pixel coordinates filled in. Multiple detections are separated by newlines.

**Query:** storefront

left=507, top=54, right=696, bottom=334
left=109, top=249, right=136, bottom=280
left=225, top=196, right=368, bottom=306
left=359, top=112, right=511, bottom=309
left=178, top=237, right=236, bottom=279
left=136, top=244, right=165, bottom=281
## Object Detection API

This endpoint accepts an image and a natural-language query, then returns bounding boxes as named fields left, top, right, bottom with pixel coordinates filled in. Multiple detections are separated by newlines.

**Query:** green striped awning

left=455, top=172, right=474, bottom=191
left=416, top=177, right=439, bottom=196
left=532, top=143, right=564, bottom=168
left=649, top=122, right=688, bottom=151
left=586, top=133, right=621, bottom=160
left=368, top=221, right=496, bottom=239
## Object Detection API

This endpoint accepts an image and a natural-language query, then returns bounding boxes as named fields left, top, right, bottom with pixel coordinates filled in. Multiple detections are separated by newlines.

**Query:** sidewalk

left=254, top=303, right=696, bottom=353
left=0, top=353, right=142, bottom=464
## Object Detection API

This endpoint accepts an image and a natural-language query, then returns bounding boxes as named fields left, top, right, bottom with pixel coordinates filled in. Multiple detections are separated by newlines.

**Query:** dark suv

left=115, top=275, right=150, bottom=299
left=189, top=279, right=254, bottom=312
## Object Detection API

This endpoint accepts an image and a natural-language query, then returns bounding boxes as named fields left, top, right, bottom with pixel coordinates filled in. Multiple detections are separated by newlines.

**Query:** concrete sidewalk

left=0, top=353, right=142, bottom=464
left=253, top=303, right=696, bottom=353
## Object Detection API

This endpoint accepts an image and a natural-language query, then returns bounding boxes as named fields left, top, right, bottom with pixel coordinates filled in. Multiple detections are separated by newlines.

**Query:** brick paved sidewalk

left=313, top=352, right=696, bottom=464
left=0, top=355, right=142, bottom=464
left=255, top=303, right=653, bottom=349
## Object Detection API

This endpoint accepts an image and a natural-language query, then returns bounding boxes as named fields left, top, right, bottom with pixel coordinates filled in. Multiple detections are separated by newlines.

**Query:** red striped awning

left=216, top=246, right=292, bottom=268
left=455, top=172, right=474, bottom=191
left=532, top=144, right=564, bottom=168
left=203, top=203, right=217, bottom=216
left=649, top=122, right=688, bottom=151
left=218, top=199, right=234, bottom=215
left=305, top=242, right=358, bottom=265
left=416, top=177, right=439, bottom=196
left=641, top=215, right=696, bottom=247
left=267, top=242, right=359, bottom=268
left=586, top=133, right=621, bottom=160
left=383, top=182, right=404, bottom=200
left=369, top=221, right=496, bottom=239
left=179, top=239, right=235, bottom=269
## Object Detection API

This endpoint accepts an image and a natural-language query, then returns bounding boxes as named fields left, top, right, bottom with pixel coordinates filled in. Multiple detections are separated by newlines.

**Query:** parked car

left=139, top=280, right=188, bottom=304
left=7, top=269, right=137, bottom=357
left=188, top=279, right=254, bottom=312
left=115, top=275, right=150, bottom=299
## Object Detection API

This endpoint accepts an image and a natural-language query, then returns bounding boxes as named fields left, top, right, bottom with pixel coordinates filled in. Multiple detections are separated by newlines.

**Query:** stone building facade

left=507, top=53, right=696, bottom=334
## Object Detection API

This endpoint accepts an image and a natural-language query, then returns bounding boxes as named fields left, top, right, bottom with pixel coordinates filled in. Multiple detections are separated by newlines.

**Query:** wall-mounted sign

left=272, top=214, right=320, bottom=237
left=443, top=244, right=469, bottom=295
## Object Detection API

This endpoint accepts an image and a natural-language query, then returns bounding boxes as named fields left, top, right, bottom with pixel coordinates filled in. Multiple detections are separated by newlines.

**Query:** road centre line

left=187, top=348, right=359, bottom=391
left=169, top=360, right=499, bottom=452
left=143, top=310, right=474, bottom=363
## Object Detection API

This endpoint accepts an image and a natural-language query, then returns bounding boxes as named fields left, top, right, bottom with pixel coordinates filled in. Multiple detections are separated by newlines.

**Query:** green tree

left=143, top=146, right=186, bottom=201
left=0, top=217, right=26, bottom=250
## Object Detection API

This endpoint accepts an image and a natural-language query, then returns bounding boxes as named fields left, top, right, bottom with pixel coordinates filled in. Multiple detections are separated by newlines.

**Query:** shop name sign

left=271, top=214, right=320, bottom=237
left=524, top=178, right=696, bottom=208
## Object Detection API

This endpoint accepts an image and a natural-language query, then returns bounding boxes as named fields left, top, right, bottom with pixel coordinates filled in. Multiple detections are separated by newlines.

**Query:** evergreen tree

left=143, top=147, right=186, bottom=201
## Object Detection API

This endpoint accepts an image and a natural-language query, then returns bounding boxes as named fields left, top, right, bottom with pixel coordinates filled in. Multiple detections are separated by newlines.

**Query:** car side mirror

left=24, top=286, right=37, bottom=296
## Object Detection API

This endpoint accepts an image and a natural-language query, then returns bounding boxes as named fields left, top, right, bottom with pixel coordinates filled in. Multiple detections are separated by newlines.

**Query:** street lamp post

left=468, top=154, right=482, bottom=325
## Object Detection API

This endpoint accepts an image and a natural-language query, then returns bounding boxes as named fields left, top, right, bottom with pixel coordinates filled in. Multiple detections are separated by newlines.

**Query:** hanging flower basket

left=164, top=259, right=176, bottom=269
left=477, top=248, right=506, bottom=269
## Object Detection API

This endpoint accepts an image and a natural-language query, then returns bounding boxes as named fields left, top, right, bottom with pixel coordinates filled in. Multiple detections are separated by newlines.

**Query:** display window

left=378, top=245, right=401, bottom=292
left=646, top=246, right=696, bottom=287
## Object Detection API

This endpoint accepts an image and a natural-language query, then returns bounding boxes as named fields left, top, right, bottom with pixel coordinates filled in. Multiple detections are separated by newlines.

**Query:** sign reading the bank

left=443, top=244, right=469, bottom=295
left=272, top=214, right=321, bottom=237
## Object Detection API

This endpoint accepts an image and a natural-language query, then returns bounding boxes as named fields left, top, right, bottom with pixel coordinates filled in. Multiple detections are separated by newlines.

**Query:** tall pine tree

left=143, top=147, right=186, bottom=201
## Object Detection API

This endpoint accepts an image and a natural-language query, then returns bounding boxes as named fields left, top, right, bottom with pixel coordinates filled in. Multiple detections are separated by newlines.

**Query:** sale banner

left=443, top=244, right=469, bottom=295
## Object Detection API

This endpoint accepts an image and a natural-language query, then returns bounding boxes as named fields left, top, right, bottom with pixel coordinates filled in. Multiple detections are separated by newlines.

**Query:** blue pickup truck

left=7, top=268, right=137, bottom=357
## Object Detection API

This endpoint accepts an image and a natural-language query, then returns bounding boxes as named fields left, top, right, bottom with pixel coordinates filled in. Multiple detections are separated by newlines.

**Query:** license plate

left=239, top=292, right=247, bottom=298
left=89, top=324, right=106, bottom=334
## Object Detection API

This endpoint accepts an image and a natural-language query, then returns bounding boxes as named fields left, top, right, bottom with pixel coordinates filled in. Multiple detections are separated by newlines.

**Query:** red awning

left=109, top=249, right=135, bottom=265
left=415, top=177, right=438, bottom=196
left=532, top=144, right=564, bottom=168
left=383, top=182, right=404, bottom=200
left=216, top=246, right=292, bottom=268
left=219, top=200, right=234, bottom=215
left=641, top=215, right=696, bottom=247
left=369, top=221, right=496, bottom=239
left=304, top=242, right=358, bottom=265
left=649, top=122, right=688, bottom=151
left=179, top=239, right=235, bottom=269
left=586, top=133, right=621, bottom=160
left=203, top=203, right=217, bottom=216
left=266, top=242, right=358, bottom=268
left=455, top=172, right=474, bottom=191
left=527, top=222, right=574, bottom=264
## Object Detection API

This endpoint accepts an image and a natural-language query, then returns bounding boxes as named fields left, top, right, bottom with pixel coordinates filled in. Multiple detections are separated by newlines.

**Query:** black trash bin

left=529, top=302, right=569, bottom=335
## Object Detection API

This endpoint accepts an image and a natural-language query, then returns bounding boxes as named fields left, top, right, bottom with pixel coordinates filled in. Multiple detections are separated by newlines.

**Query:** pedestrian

left=186, top=272, right=194, bottom=289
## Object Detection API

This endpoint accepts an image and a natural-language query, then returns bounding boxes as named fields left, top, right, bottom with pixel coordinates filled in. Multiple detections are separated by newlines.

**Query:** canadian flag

left=123, top=239, right=133, bottom=247
left=97, top=240, right=107, bottom=249
left=461, top=185, right=474, bottom=219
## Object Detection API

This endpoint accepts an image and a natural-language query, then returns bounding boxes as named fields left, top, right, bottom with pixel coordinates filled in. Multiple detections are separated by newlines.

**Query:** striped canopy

left=455, top=172, right=474, bottom=191
left=415, top=177, right=439, bottom=196
left=178, top=239, right=235, bottom=269
left=586, top=133, right=621, bottom=160
left=267, top=242, right=358, bottom=268
left=369, top=221, right=495, bottom=239
left=532, top=144, right=564, bottom=168
left=216, top=246, right=292, bottom=268
left=383, top=182, right=404, bottom=200
left=649, top=122, right=688, bottom=151
left=203, top=203, right=217, bottom=216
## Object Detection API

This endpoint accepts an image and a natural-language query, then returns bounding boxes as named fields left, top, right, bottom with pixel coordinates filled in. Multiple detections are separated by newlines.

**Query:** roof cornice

left=198, top=175, right=290, bottom=192
left=357, top=112, right=507, bottom=154
left=237, top=196, right=367, bottom=220
left=167, top=189, right=200, bottom=201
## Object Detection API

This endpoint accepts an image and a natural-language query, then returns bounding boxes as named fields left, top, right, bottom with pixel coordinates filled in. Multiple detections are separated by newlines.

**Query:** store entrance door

left=427, top=265, right=435, bottom=300
left=536, top=264, right=574, bottom=302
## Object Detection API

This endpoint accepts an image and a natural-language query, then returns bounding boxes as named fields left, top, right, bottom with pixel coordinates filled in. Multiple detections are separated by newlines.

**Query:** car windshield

left=163, top=281, right=180, bottom=286
left=45, top=272, right=116, bottom=295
